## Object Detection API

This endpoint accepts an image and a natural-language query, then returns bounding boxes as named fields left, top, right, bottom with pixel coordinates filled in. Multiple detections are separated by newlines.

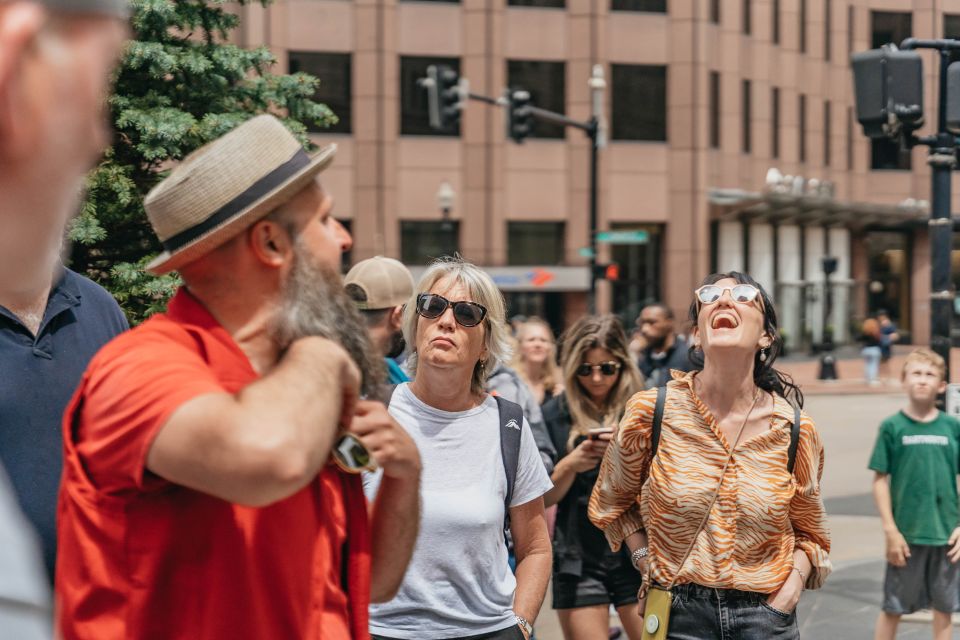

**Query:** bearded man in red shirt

left=55, top=115, right=421, bottom=640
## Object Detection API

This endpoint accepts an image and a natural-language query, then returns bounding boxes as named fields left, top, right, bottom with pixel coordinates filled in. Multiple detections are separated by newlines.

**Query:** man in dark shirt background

left=636, top=303, right=692, bottom=388
left=0, top=0, right=131, bottom=582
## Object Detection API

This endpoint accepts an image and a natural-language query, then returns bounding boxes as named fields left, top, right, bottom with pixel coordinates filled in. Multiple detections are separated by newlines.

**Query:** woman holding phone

left=542, top=315, right=644, bottom=639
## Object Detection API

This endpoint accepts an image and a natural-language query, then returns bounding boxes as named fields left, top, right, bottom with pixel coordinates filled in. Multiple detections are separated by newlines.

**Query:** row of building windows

left=290, top=54, right=667, bottom=142
left=415, top=0, right=665, bottom=10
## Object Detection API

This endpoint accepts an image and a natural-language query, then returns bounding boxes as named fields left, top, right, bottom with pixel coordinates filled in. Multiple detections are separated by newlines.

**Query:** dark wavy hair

left=687, top=271, right=804, bottom=409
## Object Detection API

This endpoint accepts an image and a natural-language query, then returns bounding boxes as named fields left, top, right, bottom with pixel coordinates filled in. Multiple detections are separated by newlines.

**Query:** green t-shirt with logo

left=868, top=410, right=960, bottom=545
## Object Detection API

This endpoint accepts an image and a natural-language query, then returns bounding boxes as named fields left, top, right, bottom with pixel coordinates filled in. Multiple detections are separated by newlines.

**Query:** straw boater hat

left=144, top=115, right=336, bottom=275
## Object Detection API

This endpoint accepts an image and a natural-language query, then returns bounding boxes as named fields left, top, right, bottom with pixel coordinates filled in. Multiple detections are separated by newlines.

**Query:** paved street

left=534, top=391, right=960, bottom=639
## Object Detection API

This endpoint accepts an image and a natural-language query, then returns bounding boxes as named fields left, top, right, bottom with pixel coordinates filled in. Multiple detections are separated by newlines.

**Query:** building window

left=742, top=0, right=751, bottom=35
left=771, top=87, right=780, bottom=159
left=945, top=14, right=960, bottom=64
left=710, top=0, right=720, bottom=24
left=847, top=5, right=854, bottom=55
left=772, top=0, right=780, bottom=44
left=824, top=0, right=831, bottom=61
left=823, top=100, right=831, bottom=166
left=507, top=222, right=565, bottom=265
left=871, top=11, right=911, bottom=49
left=741, top=80, right=751, bottom=153
left=610, top=223, right=663, bottom=328
left=400, top=56, right=460, bottom=137
left=337, top=219, right=353, bottom=272
left=871, top=139, right=911, bottom=171
left=507, top=59, right=566, bottom=139
left=509, top=0, right=565, bottom=6
left=611, top=0, right=666, bottom=11
left=611, top=64, right=667, bottom=141
left=846, top=106, right=853, bottom=170
left=709, top=71, right=720, bottom=149
left=400, top=221, right=460, bottom=264
left=799, top=0, right=807, bottom=53
left=798, top=93, right=806, bottom=163
left=288, top=52, right=352, bottom=134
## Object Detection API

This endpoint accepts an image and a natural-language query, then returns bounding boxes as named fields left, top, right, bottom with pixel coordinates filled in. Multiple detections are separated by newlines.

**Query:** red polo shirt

left=56, top=288, right=371, bottom=640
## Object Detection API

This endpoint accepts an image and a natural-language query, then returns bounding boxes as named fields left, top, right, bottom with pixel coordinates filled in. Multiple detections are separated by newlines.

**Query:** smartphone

left=588, top=427, right=613, bottom=440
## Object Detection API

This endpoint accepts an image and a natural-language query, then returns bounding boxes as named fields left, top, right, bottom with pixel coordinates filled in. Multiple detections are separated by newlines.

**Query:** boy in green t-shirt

left=869, top=348, right=960, bottom=640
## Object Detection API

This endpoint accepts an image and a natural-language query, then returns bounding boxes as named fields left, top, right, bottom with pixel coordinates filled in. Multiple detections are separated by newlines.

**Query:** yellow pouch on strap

left=640, top=585, right=672, bottom=640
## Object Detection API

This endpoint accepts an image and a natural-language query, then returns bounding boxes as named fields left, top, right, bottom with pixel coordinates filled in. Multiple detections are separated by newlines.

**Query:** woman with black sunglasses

left=589, top=272, right=831, bottom=639
left=540, top=315, right=645, bottom=640
left=363, top=256, right=553, bottom=640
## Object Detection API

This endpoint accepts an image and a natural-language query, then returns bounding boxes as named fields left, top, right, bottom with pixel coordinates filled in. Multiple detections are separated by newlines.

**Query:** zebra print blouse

left=588, top=370, right=832, bottom=593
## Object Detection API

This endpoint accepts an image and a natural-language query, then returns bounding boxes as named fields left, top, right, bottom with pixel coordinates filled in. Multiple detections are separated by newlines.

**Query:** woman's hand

left=765, top=569, right=804, bottom=614
left=565, top=436, right=609, bottom=473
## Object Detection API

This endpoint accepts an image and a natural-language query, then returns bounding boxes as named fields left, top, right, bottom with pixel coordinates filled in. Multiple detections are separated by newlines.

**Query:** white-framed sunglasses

left=695, top=284, right=764, bottom=308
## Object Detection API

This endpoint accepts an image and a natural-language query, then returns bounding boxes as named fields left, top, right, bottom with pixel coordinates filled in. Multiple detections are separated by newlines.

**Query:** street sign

left=948, top=385, right=960, bottom=418
left=578, top=247, right=595, bottom=258
left=596, top=230, right=649, bottom=244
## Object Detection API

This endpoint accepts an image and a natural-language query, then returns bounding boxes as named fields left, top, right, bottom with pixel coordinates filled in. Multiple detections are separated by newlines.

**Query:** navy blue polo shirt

left=0, top=268, right=128, bottom=581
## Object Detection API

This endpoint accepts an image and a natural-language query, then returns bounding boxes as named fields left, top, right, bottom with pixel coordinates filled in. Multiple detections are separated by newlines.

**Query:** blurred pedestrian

left=542, top=315, right=645, bottom=639
left=636, top=303, right=692, bottom=389
left=56, top=116, right=421, bottom=639
left=0, top=0, right=130, bottom=634
left=861, top=317, right=883, bottom=385
left=877, top=310, right=900, bottom=382
left=345, top=256, right=415, bottom=387
left=869, top=348, right=960, bottom=640
left=366, top=257, right=552, bottom=640
left=591, top=272, right=832, bottom=640
left=512, top=318, right=564, bottom=406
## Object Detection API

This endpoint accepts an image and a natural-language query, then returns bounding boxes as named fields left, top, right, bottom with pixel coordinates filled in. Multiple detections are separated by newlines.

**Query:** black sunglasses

left=576, top=361, right=622, bottom=377
left=416, top=294, right=488, bottom=328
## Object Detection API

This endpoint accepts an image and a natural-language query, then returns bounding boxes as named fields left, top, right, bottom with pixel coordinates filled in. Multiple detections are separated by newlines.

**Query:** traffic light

left=423, top=65, right=463, bottom=132
left=592, top=263, right=620, bottom=281
left=851, top=44, right=923, bottom=139
left=507, top=89, right=533, bottom=143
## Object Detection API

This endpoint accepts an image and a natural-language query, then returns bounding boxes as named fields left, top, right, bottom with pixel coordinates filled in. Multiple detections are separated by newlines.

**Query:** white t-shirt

left=364, top=383, right=553, bottom=639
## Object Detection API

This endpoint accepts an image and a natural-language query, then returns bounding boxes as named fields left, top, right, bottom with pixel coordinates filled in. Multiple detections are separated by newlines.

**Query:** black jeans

left=666, top=583, right=799, bottom=640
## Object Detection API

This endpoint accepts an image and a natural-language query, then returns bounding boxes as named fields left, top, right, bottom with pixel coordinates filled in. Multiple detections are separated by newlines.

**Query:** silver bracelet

left=631, top=546, right=649, bottom=571
left=793, top=566, right=807, bottom=583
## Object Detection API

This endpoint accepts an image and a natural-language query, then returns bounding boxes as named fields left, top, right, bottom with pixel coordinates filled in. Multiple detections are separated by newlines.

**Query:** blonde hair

left=559, top=315, right=644, bottom=452
left=511, top=317, right=561, bottom=393
left=401, top=256, right=513, bottom=397
left=902, top=347, right=946, bottom=382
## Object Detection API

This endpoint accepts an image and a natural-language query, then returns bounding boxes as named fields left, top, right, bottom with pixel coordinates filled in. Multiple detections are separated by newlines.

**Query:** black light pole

left=587, top=117, right=599, bottom=312
left=899, top=38, right=957, bottom=385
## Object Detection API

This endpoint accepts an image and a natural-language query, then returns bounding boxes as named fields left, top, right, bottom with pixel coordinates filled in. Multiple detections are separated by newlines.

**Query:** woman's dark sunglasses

left=416, top=294, right=488, bottom=328
left=576, top=361, right=622, bottom=377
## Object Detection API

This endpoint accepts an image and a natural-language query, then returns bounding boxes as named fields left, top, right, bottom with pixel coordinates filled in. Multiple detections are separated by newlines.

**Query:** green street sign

left=595, top=230, right=650, bottom=244
left=578, top=247, right=595, bottom=258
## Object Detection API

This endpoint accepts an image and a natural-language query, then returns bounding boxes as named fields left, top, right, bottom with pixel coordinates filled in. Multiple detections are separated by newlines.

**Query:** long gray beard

left=270, top=244, right=384, bottom=397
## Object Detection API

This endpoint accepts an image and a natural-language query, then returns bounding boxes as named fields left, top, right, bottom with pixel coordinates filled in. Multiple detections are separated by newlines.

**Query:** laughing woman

left=589, top=272, right=831, bottom=640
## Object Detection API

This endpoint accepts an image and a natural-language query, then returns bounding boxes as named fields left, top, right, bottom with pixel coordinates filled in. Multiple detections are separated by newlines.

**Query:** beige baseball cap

left=344, top=257, right=414, bottom=310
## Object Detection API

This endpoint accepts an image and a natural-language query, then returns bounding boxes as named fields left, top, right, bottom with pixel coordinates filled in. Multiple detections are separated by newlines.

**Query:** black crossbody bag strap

left=651, top=385, right=667, bottom=458
left=494, top=396, right=524, bottom=533
left=787, top=404, right=802, bottom=474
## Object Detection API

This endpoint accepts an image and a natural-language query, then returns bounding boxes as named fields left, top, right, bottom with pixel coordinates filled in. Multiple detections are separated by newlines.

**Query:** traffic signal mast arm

left=464, top=91, right=595, bottom=133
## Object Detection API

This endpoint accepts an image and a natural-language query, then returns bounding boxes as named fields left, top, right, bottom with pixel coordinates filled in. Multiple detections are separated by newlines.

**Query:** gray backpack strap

left=495, top=396, right=524, bottom=532
left=650, top=386, right=667, bottom=458
left=787, top=405, right=802, bottom=474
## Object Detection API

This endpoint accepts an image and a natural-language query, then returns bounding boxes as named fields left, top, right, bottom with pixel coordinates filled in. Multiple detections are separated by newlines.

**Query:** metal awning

left=708, top=188, right=929, bottom=228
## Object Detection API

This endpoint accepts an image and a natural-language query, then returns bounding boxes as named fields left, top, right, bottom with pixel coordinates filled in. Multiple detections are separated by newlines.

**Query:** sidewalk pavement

left=776, top=344, right=960, bottom=396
